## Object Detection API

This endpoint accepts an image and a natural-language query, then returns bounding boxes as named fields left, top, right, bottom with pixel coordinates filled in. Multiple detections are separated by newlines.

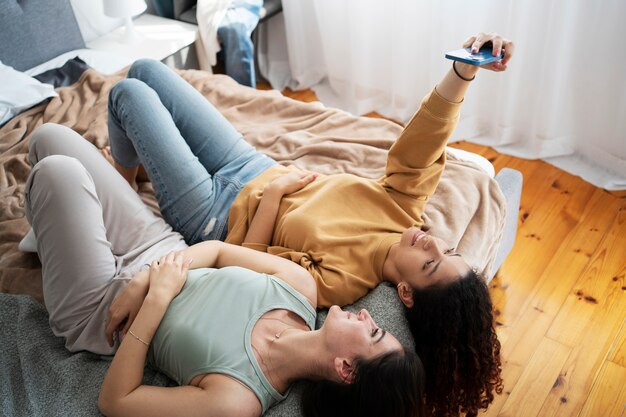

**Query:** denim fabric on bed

left=34, top=57, right=91, bottom=88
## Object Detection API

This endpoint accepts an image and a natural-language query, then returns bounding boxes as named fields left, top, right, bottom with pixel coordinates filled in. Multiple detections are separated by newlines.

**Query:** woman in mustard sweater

left=107, top=32, right=514, bottom=416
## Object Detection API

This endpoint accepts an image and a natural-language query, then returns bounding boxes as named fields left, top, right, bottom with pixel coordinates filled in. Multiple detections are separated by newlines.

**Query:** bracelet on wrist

left=452, top=61, right=476, bottom=82
left=128, top=329, right=150, bottom=347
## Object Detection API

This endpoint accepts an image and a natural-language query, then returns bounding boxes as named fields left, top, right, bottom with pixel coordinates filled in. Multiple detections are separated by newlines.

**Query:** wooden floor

left=266, top=85, right=626, bottom=417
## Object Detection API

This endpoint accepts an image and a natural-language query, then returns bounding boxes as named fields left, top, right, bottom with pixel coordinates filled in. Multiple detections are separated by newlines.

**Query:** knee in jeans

left=128, top=58, right=163, bottom=81
left=109, top=78, right=154, bottom=109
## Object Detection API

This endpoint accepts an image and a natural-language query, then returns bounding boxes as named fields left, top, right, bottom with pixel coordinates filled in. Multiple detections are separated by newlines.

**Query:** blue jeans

left=218, top=0, right=263, bottom=86
left=108, top=59, right=276, bottom=244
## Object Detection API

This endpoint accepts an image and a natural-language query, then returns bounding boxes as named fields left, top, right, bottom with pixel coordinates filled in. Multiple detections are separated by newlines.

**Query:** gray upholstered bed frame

left=0, top=0, right=85, bottom=71
left=490, top=168, right=522, bottom=279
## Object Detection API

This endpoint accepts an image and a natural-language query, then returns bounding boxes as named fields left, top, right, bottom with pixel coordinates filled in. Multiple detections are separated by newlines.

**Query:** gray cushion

left=490, top=168, right=523, bottom=280
left=0, top=0, right=85, bottom=71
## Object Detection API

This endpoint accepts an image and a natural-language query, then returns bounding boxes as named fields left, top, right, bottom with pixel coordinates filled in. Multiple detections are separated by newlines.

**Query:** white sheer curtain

left=258, top=0, right=626, bottom=190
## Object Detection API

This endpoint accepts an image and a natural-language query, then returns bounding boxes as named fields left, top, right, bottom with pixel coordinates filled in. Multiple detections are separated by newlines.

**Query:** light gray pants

left=24, top=124, right=187, bottom=355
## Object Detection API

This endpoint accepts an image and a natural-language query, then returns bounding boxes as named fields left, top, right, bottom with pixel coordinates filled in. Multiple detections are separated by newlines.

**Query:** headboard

left=0, top=0, right=85, bottom=71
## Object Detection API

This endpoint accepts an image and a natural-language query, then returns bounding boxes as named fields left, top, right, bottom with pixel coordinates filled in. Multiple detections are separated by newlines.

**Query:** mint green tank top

left=149, top=267, right=317, bottom=413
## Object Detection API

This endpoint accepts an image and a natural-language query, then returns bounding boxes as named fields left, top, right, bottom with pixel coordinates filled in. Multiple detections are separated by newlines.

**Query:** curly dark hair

left=303, top=350, right=426, bottom=417
left=404, top=269, right=503, bottom=417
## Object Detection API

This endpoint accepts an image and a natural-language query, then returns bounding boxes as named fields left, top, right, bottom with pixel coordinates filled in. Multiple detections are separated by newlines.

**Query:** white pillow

left=0, top=61, right=58, bottom=126
left=24, top=49, right=134, bottom=76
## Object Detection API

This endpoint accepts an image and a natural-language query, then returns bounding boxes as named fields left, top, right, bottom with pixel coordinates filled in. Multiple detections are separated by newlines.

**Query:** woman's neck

left=382, top=242, right=402, bottom=285
left=251, top=311, right=336, bottom=392
left=265, top=329, right=332, bottom=389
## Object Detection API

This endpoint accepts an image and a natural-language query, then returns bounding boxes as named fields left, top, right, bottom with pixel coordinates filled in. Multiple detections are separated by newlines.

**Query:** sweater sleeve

left=241, top=242, right=269, bottom=252
left=263, top=245, right=375, bottom=308
left=381, top=88, right=463, bottom=214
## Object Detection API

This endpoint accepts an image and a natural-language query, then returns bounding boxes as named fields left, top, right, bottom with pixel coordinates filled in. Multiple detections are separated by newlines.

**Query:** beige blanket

left=0, top=69, right=505, bottom=303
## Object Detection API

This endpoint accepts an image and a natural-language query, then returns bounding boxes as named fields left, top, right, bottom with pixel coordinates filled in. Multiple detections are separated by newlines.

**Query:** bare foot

left=101, top=146, right=139, bottom=191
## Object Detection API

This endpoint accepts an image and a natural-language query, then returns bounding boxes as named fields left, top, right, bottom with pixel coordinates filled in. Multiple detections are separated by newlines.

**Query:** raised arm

left=437, top=32, right=514, bottom=102
left=382, top=32, right=513, bottom=208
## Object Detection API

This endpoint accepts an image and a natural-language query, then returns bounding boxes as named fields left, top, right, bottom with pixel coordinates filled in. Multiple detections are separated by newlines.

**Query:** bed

left=0, top=1, right=522, bottom=416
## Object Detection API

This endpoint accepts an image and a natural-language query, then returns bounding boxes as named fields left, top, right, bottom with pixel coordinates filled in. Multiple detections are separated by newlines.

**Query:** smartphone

left=445, top=43, right=504, bottom=66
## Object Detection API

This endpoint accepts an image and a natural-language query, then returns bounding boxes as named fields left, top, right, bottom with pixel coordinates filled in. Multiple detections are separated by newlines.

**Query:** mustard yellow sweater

left=226, top=88, right=462, bottom=307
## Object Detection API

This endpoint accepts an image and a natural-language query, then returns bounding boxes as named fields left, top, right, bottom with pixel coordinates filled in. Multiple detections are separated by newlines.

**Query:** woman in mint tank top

left=24, top=127, right=425, bottom=417
left=97, top=243, right=425, bottom=417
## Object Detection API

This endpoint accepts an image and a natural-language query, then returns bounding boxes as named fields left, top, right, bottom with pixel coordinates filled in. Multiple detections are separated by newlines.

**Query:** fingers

left=468, top=32, right=504, bottom=55
left=121, top=315, right=133, bottom=340
left=181, top=255, right=191, bottom=278
left=105, top=309, right=125, bottom=347
left=491, top=37, right=504, bottom=57
left=463, top=32, right=513, bottom=73
left=163, top=251, right=175, bottom=265
left=175, top=251, right=193, bottom=268
left=488, top=37, right=514, bottom=71
left=501, top=39, right=515, bottom=65
left=299, top=172, right=318, bottom=184
left=463, top=36, right=476, bottom=49
left=271, top=170, right=319, bottom=195
left=152, top=252, right=192, bottom=277
left=292, top=170, right=317, bottom=181
left=122, top=304, right=141, bottom=338
left=489, top=61, right=506, bottom=72
left=105, top=317, right=115, bottom=347
left=470, top=33, right=487, bottom=54
left=157, top=251, right=181, bottom=264
left=294, top=173, right=318, bottom=193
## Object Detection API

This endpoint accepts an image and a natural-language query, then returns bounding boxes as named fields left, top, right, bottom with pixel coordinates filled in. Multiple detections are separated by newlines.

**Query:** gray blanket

left=1, top=285, right=412, bottom=417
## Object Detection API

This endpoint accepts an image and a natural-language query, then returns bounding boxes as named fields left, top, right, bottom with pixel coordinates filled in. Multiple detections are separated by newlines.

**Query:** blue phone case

left=445, top=47, right=504, bottom=66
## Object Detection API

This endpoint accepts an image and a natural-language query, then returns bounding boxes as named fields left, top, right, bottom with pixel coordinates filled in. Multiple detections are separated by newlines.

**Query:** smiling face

left=321, top=305, right=403, bottom=363
left=386, top=227, right=471, bottom=291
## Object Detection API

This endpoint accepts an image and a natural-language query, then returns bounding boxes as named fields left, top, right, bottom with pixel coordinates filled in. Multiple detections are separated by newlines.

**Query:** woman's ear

left=334, top=357, right=355, bottom=384
left=396, top=282, right=414, bottom=308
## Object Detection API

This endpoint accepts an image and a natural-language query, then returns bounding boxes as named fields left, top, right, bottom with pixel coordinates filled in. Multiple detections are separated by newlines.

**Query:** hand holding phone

left=445, top=41, right=505, bottom=66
